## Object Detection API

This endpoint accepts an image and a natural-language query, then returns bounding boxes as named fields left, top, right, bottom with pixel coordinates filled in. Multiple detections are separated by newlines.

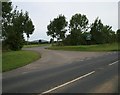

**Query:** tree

left=2, top=2, right=34, bottom=50
left=117, top=29, right=120, bottom=43
left=47, top=21, right=56, bottom=45
left=90, top=17, right=115, bottom=44
left=102, top=25, right=116, bottom=43
left=2, top=2, right=12, bottom=39
left=55, top=15, right=68, bottom=42
left=47, top=15, right=67, bottom=45
left=4, top=7, right=25, bottom=50
left=68, top=13, right=89, bottom=45
left=90, top=17, right=104, bottom=44
left=24, top=12, right=35, bottom=45
left=2, top=2, right=13, bottom=50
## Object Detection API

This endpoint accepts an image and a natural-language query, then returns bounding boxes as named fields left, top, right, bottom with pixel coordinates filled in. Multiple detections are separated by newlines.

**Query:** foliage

left=90, top=17, right=117, bottom=44
left=2, top=2, right=12, bottom=39
left=90, top=17, right=104, bottom=44
left=24, top=11, right=35, bottom=43
left=47, top=14, right=117, bottom=46
left=117, top=29, right=120, bottom=43
left=47, top=15, right=67, bottom=45
left=66, top=13, right=89, bottom=45
left=2, top=2, right=34, bottom=50
left=69, top=13, right=89, bottom=33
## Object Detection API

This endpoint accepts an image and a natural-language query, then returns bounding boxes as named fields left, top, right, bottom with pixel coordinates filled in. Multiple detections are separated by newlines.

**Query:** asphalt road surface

left=2, top=50, right=119, bottom=94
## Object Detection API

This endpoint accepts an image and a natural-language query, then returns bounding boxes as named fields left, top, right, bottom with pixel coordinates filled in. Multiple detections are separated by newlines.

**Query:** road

left=2, top=47, right=119, bottom=94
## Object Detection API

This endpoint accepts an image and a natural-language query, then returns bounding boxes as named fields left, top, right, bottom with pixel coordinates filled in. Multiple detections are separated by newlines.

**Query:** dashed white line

left=39, top=59, right=118, bottom=95
left=109, top=60, right=119, bottom=66
left=40, top=71, right=95, bottom=94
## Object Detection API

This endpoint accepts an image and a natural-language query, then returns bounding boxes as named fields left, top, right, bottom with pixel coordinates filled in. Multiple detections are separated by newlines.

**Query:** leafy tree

left=102, top=25, right=116, bottom=43
left=24, top=12, right=35, bottom=44
left=117, top=29, right=120, bottom=43
left=47, top=15, right=67, bottom=45
left=101, top=25, right=112, bottom=43
left=55, top=15, right=68, bottom=42
left=46, top=14, right=116, bottom=46
left=69, top=14, right=88, bottom=32
left=2, top=2, right=34, bottom=50
left=4, top=7, right=25, bottom=50
left=2, top=2, right=12, bottom=39
left=90, top=17, right=116, bottom=44
left=90, top=17, right=104, bottom=44
left=2, top=2, right=13, bottom=50
left=69, top=13, right=89, bottom=45
left=109, top=30, right=116, bottom=43
left=63, top=34, right=71, bottom=45
left=47, top=21, right=56, bottom=45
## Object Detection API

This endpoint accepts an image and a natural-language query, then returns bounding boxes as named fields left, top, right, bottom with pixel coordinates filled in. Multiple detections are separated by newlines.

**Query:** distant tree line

left=47, top=14, right=119, bottom=46
left=2, top=2, right=34, bottom=51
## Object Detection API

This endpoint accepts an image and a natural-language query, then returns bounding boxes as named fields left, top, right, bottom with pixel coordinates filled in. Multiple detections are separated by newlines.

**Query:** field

left=2, top=50, right=41, bottom=72
left=47, top=43, right=119, bottom=52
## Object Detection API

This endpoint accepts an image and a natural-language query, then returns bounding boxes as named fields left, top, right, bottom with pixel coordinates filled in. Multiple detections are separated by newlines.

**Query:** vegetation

left=23, top=43, right=50, bottom=48
left=23, top=11, right=35, bottom=45
left=90, top=17, right=116, bottom=44
left=47, top=43, right=119, bottom=52
left=2, top=50, right=40, bottom=72
left=47, top=15, right=68, bottom=45
left=47, top=13, right=118, bottom=46
left=117, top=29, right=120, bottom=43
left=2, top=2, right=34, bottom=51
left=67, top=13, right=89, bottom=45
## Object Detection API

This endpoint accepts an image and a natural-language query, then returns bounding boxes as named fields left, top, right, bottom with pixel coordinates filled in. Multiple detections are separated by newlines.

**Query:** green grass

left=23, top=44, right=50, bottom=48
left=47, top=43, right=119, bottom=52
left=2, top=50, right=41, bottom=72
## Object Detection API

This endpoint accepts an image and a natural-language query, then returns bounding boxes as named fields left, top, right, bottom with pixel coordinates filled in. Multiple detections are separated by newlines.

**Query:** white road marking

left=41, top=71, right=95, bottom=94
left=109, top=60, right=119, bottom=66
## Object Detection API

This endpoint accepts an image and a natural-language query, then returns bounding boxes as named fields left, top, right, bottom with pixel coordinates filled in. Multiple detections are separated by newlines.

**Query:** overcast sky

left=12, top=0, right=119, bottom=41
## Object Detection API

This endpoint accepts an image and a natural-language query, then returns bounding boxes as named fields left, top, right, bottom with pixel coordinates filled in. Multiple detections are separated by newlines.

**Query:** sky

left=11, top=0, right=119, bottom=41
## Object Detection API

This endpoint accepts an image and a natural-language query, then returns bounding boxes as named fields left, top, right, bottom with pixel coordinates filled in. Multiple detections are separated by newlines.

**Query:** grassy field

left=2, top=50, right=41, bottom=72
left=47, top=43, right=119, bottom=52
left=23, top=44, right=50, bottom=48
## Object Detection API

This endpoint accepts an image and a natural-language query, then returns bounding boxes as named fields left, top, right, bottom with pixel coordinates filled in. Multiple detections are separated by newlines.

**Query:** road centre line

left=109, top=60, right=119, bottom=66
left=40, top=60, right=118, bottom=94
left=40, top=71, right=95, bottom=94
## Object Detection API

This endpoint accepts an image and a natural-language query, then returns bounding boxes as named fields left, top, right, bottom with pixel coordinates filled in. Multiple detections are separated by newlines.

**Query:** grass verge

left=47, top=43, right=119, bottom=52
left=23, top=44, right=50, bottom=48
left=2, top=50, right=41, bottom=72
